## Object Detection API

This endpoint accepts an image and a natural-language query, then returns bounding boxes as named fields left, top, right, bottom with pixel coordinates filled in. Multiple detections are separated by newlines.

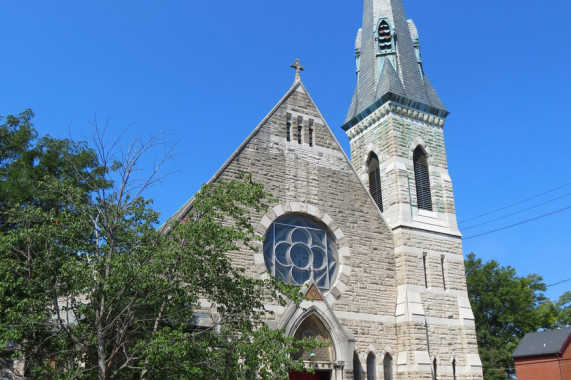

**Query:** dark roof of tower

left=343, top=0, right=447, bottom=129
left=375, top=57, right=406, bottom=99
left=512, top=327, right=571, bottom=358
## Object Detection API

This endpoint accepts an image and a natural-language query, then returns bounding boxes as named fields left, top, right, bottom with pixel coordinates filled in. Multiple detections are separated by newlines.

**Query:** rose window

left=263, top=214, right=338, bottom=290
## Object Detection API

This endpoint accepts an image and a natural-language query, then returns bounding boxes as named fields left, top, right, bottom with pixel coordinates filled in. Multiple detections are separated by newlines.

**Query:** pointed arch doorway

left=288, top=372, right=330, bottom=380
left=288, top=314, right=334, bottom=380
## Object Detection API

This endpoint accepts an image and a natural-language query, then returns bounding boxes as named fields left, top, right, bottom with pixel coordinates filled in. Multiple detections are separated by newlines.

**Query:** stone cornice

left=344, top=100, right=446, bottom=140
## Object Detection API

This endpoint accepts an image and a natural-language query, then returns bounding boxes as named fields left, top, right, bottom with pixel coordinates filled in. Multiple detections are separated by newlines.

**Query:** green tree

left=0, top=111, right=313, bottom=379
left=554, top=291, right=571, bottom=328
left=0, top=110, right=105, bottom=377
left=465, top=253, right=556, bottom=380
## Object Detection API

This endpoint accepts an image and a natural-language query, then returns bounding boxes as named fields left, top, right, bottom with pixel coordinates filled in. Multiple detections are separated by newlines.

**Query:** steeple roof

left=344, top=0, right=447, bottom=129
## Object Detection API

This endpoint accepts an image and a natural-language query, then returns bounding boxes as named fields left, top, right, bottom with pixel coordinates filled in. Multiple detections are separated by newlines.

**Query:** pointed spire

left=290, top=58, right=304, bottom=82
left=344, top=0, right=447, bottom=127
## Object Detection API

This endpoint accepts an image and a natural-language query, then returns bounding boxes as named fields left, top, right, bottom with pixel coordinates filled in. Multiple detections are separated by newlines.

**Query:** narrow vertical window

left=441, top=256, right=446, bottom=290
left=413, top=147, right=432, bottom=211
left=432, top=358, right=437, bottom=380
left=354, top=352, right=362, bottom=380
left=367, top=153, right=383, bottom=211
left=376, top=19, right=394, bottom=53
left=367, top=353, right=376, bottom=380
left=423, top=253, right=428, bottom=288
left=308, top=119, right=314, bottom=147
left=383, top=354, right=393, bottom=380
left=286, top=113, right=291, bottom=142
left=452, top=358, right=456, bottom=380
left=297, top=116, right=303, bottom=144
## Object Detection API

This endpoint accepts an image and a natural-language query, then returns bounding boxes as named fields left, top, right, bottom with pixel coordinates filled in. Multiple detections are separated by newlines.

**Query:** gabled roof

left=168, top=79, right=306, bottom=223
left=512, top=327, right=571, bottom=358
left=168, top=76, right=386, bottom=228
left=375, top=58, right=406, bottom=99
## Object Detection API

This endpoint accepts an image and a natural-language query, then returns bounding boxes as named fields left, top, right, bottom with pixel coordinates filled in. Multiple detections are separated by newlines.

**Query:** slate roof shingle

left=345, top=0, right=447, bottom=125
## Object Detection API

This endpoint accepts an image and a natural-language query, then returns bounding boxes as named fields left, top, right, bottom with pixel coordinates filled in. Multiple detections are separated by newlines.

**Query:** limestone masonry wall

left=180, top=83, right=482, bottom=378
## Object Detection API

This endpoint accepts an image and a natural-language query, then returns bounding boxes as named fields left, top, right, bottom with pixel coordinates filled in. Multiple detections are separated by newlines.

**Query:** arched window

left=413, top=147, right=432, bottom=211
left=383, top=354, right=393, bottom=380
left=432, top=358, right=437, bottom=380
left=366, top=353, right=376, bottom=380
left=354, top=352, right=362, bottom=380
left=367, top=153, right=383, bottom=211
left=452, top=358, right=456, bottom=380
left=263, top=214, right=338, bottom=290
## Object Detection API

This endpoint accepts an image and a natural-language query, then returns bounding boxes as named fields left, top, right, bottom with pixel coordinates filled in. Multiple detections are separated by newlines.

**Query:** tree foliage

left=553, top=291, right=571, bottom=328
left=0, top=110, right=313, bottom=379
left=465, top=253, right=558, bottom=380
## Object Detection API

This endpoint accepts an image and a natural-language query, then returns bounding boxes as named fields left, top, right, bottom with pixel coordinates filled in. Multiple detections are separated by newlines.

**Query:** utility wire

left=547, top=277, right=571, bottom=287
left=463, top=191, right=571, bottom=231
left=458, top=182, right=571, bottom=224
left=462, top=204, right=571, bottom=240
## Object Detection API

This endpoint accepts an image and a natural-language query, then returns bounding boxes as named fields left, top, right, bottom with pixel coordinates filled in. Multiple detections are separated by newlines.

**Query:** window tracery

left=263, top=214, right=338, bottom=290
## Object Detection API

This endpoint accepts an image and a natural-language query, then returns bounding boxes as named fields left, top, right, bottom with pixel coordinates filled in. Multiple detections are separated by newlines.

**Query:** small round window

left=263, top=214, right=338, bottom=290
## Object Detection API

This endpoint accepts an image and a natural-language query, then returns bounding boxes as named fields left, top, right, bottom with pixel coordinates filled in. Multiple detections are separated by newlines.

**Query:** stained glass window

left=263, top=214, right=338, bottom=290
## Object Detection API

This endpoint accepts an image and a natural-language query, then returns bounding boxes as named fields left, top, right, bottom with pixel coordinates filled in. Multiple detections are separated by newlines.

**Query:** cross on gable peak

left=290, top=58, right=304, bottom=81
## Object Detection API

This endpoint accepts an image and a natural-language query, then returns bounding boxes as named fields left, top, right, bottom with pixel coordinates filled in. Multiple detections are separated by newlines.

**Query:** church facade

left=174, top=0, right=483, bottom=379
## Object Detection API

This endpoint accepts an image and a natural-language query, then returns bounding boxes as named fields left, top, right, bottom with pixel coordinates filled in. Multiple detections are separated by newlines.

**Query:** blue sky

left=1, top=0, right=570, bottom=301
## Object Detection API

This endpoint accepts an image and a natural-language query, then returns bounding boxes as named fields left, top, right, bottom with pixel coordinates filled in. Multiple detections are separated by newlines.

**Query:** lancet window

left=413, top=147, right=432, bottom=211
left=354, top=352, right=362, bottom=380
left=376, top=19, right=394, bottom=53
left=383, top=354, right=393, bottom=380
left=366, top=353, right=376, bottom=380
left=367, top=153, right=383, bottom=212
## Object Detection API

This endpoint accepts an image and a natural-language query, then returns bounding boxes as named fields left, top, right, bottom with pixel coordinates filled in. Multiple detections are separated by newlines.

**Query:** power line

left=458, top=182, right=571, bottom=224
left=547, top=277, right=571, bottom=288
left=463, top=191, right=571, bottom=231
left=462, top=204, right=571, bottom=241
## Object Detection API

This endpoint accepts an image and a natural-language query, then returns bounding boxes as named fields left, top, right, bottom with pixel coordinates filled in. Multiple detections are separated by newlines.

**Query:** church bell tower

left=343, top=0, right=484, bottom=377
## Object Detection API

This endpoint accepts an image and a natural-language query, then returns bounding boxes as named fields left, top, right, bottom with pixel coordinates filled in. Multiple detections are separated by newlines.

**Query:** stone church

left=174, top=0, right=483, bottom=378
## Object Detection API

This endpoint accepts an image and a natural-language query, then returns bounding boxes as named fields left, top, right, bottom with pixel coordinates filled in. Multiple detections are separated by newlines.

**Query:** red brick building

left=513, top=327, right=571, bottom=380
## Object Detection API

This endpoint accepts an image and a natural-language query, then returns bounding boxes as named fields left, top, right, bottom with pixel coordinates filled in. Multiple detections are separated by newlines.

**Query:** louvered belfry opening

left=367, top=153, right=383, bottom=212
left=413, top=147, right=432, bottom=211
left=377, top=19, right=392, bottom=52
